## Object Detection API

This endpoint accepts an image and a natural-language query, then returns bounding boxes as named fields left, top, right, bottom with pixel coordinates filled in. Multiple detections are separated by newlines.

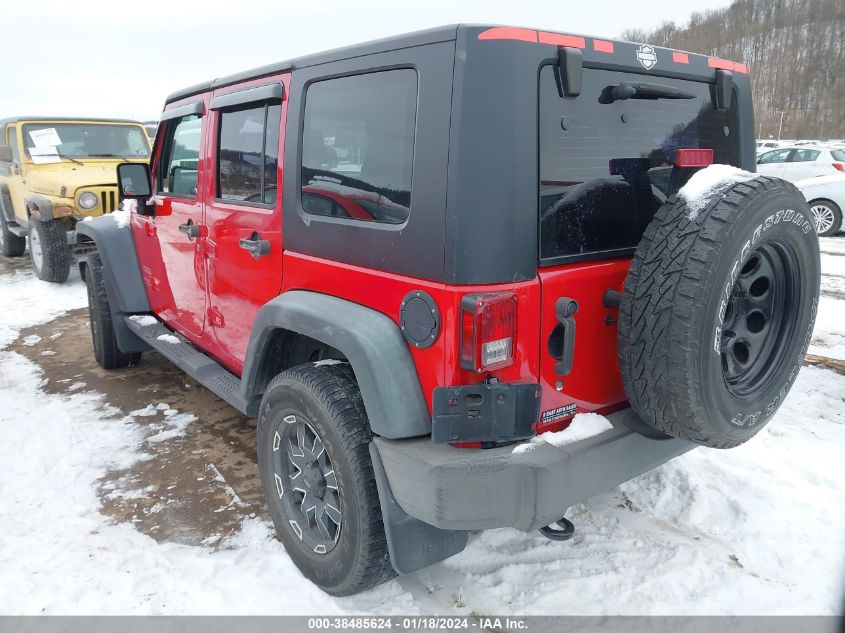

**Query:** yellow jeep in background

left=0, top=117, right=151, bottom=282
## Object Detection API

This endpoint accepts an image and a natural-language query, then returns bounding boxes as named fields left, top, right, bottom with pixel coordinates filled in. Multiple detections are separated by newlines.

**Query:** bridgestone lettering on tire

left=256, top=363, right=395, bottom=596
left=618, top=176, right=821, bottom=448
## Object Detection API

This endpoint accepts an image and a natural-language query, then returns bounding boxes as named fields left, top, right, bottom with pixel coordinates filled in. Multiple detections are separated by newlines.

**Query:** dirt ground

left=9, top=304, right=268, bottom=547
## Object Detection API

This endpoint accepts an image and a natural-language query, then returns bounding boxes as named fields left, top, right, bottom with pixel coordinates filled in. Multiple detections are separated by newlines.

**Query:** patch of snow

left=127, top=315, right=157, bottom=327
left=145, top=412, right=194, bottom=444
left=679, top=164, right=758, bottom=220
left=67, top=382, right=87, bottom=392
left=49, top=332, right=63, bottom=340
left=155, top=403, right=170, bottom=411
left=40, top=350, right=56, bottom=356
left=110, top=201, right=132, bottom=228
left=313, top=359, right=344, bottom=366
left=129, top=404, right=158, bottom=417
left=156, top=334, right=180, bottom=345
left=513, top=412, right=614, bottom=454
left=21, top=335, right=41, bottom=347
left=163, top=409, right=178, bottom=417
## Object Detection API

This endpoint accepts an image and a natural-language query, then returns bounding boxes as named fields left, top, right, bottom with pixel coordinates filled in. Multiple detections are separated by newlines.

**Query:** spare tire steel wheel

left=618, top=175, right=820, bottom=448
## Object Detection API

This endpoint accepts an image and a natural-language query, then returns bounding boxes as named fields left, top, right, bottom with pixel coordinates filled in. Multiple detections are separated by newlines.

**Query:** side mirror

left=0, top=145, right=13, bottom=163
left=117, top=162, right=152, bottom=199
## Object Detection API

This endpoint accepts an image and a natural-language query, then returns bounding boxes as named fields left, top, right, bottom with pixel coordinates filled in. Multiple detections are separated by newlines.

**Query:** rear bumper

left=374, top=408, right=693, bottom=532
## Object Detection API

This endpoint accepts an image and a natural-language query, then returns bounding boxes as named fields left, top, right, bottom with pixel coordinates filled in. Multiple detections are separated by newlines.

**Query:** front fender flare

left=242, top=291, right=431, bottom=439
left=76, top=215, right=150, bottom=354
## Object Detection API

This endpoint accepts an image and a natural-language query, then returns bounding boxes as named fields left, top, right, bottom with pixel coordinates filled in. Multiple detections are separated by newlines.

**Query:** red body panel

left=536, top=258, right=632, bottom=431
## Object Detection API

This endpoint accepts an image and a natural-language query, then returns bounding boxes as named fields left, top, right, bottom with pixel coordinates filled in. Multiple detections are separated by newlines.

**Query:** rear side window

left=539, top=66, right=740, bottom=262
left=759, top=149, right=791, bottom=164
left=832, top=149, right=845, bottom=161
left=217, top=103, right=281, bottom=205
left=790, top=149, right=820, bottom=162
left=158, top=114, right=201, bottom=197
left=300, top=69, right=417, bottom=225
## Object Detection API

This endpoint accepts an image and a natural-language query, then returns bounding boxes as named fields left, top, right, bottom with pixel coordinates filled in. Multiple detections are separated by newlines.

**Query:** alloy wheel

left=810, top=203, right=835, bottom=235
left=272, top=414, right=342, bottom=554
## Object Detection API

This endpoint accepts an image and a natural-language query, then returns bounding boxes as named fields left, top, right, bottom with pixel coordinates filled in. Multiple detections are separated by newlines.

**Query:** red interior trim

left=592, top=39, right=614, bottom=53
left=672, top=51, right=690, bottom=64
left=708, top=57, right=748, bottom=73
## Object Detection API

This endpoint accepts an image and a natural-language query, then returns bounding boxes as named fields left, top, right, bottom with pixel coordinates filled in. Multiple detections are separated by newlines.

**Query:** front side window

left=158, top=115, right=201, bottom=196
left=7, top=126, right=20, bottom=163
left=300, top=69, right=417, bottom=225
left=217, top=103, right=280, bottom=205
left=759, top=149, right=791, bottom=164
left=539, top=65, right=740, bottom=261
left=22, top=123, right=150, bottom=160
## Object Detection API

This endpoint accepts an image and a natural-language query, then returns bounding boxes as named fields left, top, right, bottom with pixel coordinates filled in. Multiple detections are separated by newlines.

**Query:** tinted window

left=301, top=69, right=417, bottom=225
left=759, top=149, right=791, bottom=164
left=790, top=149, right=820, bottom=162
left=832, top=149, right=845, bottom=161
left=158, top=115, right=201, bottom=196
left=539, top=66, right=740, bottom=261
left=217, top=103, right=280, bottom=204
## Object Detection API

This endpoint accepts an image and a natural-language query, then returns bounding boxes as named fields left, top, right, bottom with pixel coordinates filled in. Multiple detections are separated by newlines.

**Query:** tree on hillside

left=622, top=0, right=845, bottom=139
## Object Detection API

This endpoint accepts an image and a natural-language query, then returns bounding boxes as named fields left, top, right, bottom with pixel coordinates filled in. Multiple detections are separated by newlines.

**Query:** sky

left=0, top=0, right=732, bottom=122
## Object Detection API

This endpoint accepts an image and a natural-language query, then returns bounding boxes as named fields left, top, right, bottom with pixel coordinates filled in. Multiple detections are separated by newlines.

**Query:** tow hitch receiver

left=539, top=516, right=576, bottom=541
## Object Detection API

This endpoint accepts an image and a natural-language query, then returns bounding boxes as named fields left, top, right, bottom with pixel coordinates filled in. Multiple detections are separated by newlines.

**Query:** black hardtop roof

left=1, top=116, right=145, bottom=128
left=165, top=24, right=461, bottom=105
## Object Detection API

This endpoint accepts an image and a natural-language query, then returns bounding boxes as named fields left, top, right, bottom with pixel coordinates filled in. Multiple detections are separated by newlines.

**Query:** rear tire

left=618, top=176, right=820, bottom=448
left=0, top=209, right=26, bottom=257
left=29, top=218, right=71, bottom=283
left=256, top=363, right=395, bottom=596
left=808, top=199, right=842, bottom=236
left=86, top=253, right=141, bottom=369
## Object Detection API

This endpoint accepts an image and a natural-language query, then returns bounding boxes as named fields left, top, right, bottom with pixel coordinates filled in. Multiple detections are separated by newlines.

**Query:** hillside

left=622, top=0, right=845, bottom=139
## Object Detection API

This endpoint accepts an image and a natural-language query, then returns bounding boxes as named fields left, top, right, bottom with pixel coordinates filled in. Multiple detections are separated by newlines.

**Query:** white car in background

left=756, top=145, right=845, bottom=183
left=795, top=174, right=845, bottom=236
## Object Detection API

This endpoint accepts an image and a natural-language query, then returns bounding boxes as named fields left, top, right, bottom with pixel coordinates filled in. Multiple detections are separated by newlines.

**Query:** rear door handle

left=554, top=297, right=579, bottom=376
left=178, top=220, right=201, bottom=240
left=239, top=232, right=271, bottom=260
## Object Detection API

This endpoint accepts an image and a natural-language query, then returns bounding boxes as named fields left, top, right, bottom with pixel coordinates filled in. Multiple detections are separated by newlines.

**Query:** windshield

left=539, top=66, right=740, bottom=262
left=22, top=123, right=151, bottom=161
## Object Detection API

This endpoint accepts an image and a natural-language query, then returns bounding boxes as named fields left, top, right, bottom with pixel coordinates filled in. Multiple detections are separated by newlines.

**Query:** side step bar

left=124, top=315, right=251, bottom=414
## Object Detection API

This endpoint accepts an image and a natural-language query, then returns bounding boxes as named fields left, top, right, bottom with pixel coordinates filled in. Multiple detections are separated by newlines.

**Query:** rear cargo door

left=535, top=64, right=740, bottom=430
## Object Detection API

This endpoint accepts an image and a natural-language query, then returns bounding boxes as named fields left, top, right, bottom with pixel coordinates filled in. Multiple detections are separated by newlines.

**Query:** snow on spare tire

left=618, top=165, right=821, bottom=448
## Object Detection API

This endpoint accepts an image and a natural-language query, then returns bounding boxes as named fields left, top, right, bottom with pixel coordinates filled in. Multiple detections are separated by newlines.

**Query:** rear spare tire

left=618, top=174, right=820, bottom=448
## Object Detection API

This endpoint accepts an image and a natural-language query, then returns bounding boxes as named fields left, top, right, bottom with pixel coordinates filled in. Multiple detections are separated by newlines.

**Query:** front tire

left=0, top=211, right=26, bottom=257
left=257, top=363, right=395, bottom=596
left=28, top=218, right=71, bottom=283
left=809, top=199, right=842, bottom=236
left=85, top=253, right=141, bottom=369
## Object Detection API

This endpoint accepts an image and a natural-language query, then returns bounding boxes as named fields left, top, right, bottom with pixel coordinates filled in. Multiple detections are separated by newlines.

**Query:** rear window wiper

left=609, top=81, right=696, bottom=101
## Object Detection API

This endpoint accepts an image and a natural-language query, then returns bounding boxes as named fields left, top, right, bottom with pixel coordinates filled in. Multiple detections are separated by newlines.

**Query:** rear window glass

left=300, top=69, right=417, bottom=225
left=539, top=66, right=740, bottom=262
left=831, top=149, right=845, bottom=161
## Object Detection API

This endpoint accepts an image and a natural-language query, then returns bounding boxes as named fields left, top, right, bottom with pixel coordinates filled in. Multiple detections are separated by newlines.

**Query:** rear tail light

left=833, top=163, right=844, bottom=172
left=673, top=148, right=714, bottom=168
left=460, top=292, right=516, bottom=372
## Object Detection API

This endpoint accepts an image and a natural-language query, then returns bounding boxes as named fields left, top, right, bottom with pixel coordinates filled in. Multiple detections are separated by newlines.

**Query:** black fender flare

left=24, top=194, right=56, bottom=222
left=76, top=215, right=150, bottom=354
left=242, top=290, right=431, bottom=439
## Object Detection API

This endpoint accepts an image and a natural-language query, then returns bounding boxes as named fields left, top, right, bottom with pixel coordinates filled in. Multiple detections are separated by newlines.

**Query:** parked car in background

left=756, top=145, right=845, bottom=183
left=0, top=117, right=151, bottom=281
left=756, top=140, right=781, bottom=153
left=143, top=121, right=158, bottom=143
left=795, top=173, right=845, bottom=236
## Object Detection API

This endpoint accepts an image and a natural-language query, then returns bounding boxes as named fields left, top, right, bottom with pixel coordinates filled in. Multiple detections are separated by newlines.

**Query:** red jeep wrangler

left=79, top=25, right=820, bottom=596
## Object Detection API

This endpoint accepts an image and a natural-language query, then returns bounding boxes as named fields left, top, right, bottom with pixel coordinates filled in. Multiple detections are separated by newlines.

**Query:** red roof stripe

left=672, top=51, right=690, bottom=64
left=537, top=31, right=586, bottom=48
left=593, top=39, right=614, bottom=53
left=734, top=62, right=749, bottom=74
left=477, top=27, right=538, bottom=43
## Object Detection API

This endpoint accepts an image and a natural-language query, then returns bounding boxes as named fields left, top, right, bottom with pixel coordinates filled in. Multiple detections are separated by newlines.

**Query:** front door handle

left=239, top=231, right=271, bottom=260
left=178, top=219, right=201, bottom=240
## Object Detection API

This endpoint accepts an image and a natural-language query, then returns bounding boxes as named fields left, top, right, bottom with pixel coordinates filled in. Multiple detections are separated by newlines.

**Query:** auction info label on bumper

left=540, top=403, right=577, bottom=424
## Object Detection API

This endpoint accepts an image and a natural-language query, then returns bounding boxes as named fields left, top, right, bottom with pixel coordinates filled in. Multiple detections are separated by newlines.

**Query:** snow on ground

left=0, top=249, right=844, bottom=615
